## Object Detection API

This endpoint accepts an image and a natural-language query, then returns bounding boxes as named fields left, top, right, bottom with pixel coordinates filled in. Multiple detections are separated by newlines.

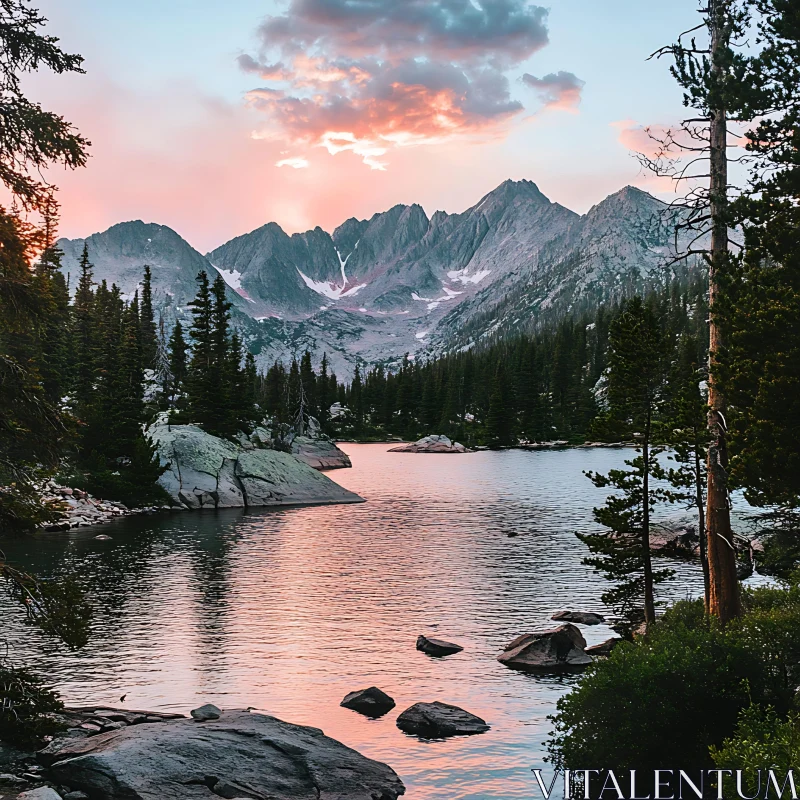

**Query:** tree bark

left=642, top=417, right=656, bottom=625
left=705, top=0, right=741, bottom=623
left=695, top=429, right=710, bottom=610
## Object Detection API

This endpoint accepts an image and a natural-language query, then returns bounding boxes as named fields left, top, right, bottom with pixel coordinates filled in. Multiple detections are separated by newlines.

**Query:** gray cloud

left=240, top=0, right=580, bottom=168
left=522, top=70, right=585, bottom=110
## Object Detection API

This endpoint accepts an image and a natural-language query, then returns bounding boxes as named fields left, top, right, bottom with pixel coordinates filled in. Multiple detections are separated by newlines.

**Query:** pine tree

left=350, top=363, right=364, bottom=434
left=167, top=320, right=187, bottom=408
left=721, top=0, right=800, bottom=518
left=139, top=265, right=158, bottom=371
left=34, top=241, right=71, bottom=405
left=580, top=297, right=673, bottom=627
left=0, top=212, right=64, bottom=530
left=72, top=243, right=96, bottom=412
left=318, top=353, right=331, bottom=432
left=486, top=365, right=514, bottom=449
left=299, top=351, right=317, bottom=421
left=185, top=271, right=216, bottom=429
left=664, top=334, right=711, bottom=606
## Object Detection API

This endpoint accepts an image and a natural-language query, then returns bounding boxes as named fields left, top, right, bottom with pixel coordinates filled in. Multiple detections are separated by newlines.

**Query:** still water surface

left=3, top=445, right=711, bottom=799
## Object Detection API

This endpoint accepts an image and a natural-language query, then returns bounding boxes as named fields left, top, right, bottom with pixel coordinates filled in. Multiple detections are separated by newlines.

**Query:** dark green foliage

left=547, top=611, right=760, bottom=772
left=0, top=212, right=64, bottom=530
left=0, top=662, right=65, bottom=748
left=139, top=265, right=158, bottom=370
left=663, top=334, right=711, bottom=602
left=486, top=365, right=515, bottom=448
left=580, top=456, right=676, bottom=627
left=712, top=706, right=800, bottom=791
left=181, top=271, right=258, bottom=436
left=579, top=297, right=675, bottom=625
left=719, top=0, right=800, bottom=516
left=166, top=319, right=187, bottom=407
left=68, top=268, right=168, bottom=507
left=315, top=279, right=708, bottom=445
left=548, top=586, right=800, bottom=773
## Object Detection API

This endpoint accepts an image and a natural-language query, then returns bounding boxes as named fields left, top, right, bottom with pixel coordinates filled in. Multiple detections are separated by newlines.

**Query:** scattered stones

left=63, top=792, right=90, bottom=800
left=341, top=687, right=396, bottom=718
left=585, top=637, right=623, bottom=656
left=416, top=635, right=464, bottom=657
left=389, top=435, right=470, bottom=454
left=396, top=702, right=489, bottom=738
left=497, top=624, right=593, bottom=673
left=0, top=773, right=28, bottom=787
left=44, top=710, right=405, bottom=799
left=190, top=703, right=221, bottom=721
left=551, top=610, right=605, bottom=625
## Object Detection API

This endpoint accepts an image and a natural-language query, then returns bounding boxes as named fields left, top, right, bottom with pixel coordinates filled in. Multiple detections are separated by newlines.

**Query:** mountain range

left=57, top=179, right=697, bottom=376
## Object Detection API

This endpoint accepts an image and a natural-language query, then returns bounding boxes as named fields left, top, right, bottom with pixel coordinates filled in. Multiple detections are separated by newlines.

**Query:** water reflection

left=1, top=446, right=708, bottom=799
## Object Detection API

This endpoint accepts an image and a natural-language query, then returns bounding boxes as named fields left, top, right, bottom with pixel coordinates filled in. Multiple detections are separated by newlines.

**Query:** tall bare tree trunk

left=695, top=432, right=710, bottom=610
left=642, top=417, right=656, bottom=625
left=706, top=0, right=741, bottom=623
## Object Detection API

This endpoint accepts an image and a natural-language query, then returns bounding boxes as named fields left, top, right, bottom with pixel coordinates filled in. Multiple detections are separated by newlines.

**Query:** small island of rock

left=388, top=435, right=471, bottom=454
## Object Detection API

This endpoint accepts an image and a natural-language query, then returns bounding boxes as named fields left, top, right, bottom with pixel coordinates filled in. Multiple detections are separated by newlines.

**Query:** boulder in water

left=551, top=610, right=605, bottom=625
left=497, top=624, right=592, bottom=673
left=585, top=637, right=622, bottom=656
left=148, top=422, right=363, bottom=510
left=396, top=702, right=489, bottom=738
left=43, top=710, right=405, bottom=800
left=340, top=687, right=396, bottom=718
left=416, top=635, right=464, bottom=657
left=389, top=436, right=470, bottom=454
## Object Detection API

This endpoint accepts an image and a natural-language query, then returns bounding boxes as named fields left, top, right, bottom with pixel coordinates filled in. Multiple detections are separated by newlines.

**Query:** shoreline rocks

left=389, top=435, right=471, bottom=454
left=396, top=702, right=489, bottom=738
left=40, top=709, right=405, bottom=800
left=497, top=624, right=593, bottom=673
left=38, top=481, right=156, bottom=532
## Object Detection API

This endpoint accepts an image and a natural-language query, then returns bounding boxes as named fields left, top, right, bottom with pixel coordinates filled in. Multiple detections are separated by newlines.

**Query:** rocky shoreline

left=35, top=423, right=357, bottom=534
left=39, top=481, right=169, bottom=533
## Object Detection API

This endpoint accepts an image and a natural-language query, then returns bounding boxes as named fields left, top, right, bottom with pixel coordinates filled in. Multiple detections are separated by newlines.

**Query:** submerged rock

left=341, top=687, right=396, bottom=718
left=389, top=435, right=470, bottom=454
left=416, top=635, right=464, bottom=657
left=149, top=422, right=363, bottom=510
left=551, top=610, right=605, bottom=625
left=497, top=624, right=592, bottom=673
left=44, top=710, right=405, bottom=800
left=396, top=702, right=489, bottom=738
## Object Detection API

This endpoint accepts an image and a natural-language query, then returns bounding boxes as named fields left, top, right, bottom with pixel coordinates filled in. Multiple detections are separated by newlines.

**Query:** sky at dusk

left=28, top=0, right=703, bottom=252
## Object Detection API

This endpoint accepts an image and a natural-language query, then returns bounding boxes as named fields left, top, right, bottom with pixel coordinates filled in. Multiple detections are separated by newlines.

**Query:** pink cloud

left=239, top=0, right=562, bottom=168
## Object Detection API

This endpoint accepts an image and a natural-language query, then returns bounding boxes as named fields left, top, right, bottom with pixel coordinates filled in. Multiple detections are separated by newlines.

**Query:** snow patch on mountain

left=412, top=284, right=464, bottom=312
left=447, top=268, right=492, bottom=286
left=212, top=264, right=255, bottom=303
left=297, top=267, right=368, bottom=301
